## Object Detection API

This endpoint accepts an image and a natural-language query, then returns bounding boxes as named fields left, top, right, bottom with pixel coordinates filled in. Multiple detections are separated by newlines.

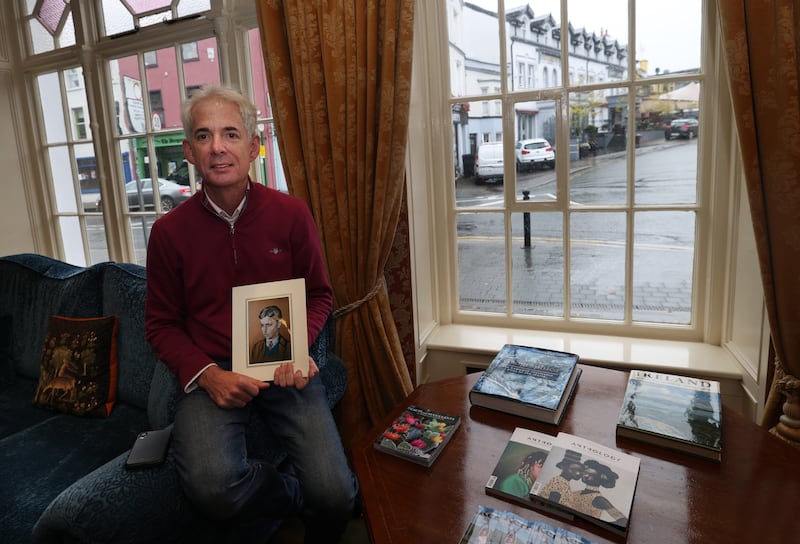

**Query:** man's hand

left=197, top=365, right=269, bottom=409
left=273, top=357, right=319, bottom=390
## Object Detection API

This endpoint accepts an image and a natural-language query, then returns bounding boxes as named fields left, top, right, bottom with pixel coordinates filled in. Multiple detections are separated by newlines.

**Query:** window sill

left=422, top=324, right=747, bottom=413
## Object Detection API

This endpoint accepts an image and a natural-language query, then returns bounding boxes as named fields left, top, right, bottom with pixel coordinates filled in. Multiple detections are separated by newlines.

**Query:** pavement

left=456, top=139, right=693, bottom=324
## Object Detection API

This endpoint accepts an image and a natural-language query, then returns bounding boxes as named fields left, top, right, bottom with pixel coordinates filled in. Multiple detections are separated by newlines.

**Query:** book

left=530, top=432, right=641, bottom=537
left=469, top=344, right=581, bottom=424
left=373, top=405, right=461, bottom=466
left=484, top=427, right=573, bottom=520
left=459, top=505, right=598, bottom=544
left=616, top=369, right=723, bottom=461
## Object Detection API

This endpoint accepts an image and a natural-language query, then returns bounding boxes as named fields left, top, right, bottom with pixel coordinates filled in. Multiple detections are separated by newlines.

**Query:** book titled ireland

left=469, top=344, right=581, bottom=424
left=616, top=370, right=722, bottom=461
left=374, top=405, right=461, bottom=467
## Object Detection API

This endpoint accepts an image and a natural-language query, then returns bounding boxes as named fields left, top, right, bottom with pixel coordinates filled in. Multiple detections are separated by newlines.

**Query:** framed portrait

left=231, top=278, right=308, bottom=381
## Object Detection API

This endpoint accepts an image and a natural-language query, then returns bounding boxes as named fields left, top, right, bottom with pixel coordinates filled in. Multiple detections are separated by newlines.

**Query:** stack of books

left=469, top=344, right=582, bottom=424
left=486, top=427, right=640, bottom=537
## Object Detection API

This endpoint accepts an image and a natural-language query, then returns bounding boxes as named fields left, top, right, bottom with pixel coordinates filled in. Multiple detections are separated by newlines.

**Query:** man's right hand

left=197, top=365, right=270, bottom=409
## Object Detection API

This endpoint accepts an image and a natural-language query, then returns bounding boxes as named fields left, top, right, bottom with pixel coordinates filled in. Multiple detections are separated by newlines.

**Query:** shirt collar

left=205, top=181, right=249, bottom=224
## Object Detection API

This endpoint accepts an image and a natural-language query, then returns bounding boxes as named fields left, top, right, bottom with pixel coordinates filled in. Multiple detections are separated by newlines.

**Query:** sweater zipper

left=230, top=222, right=237, bottom=265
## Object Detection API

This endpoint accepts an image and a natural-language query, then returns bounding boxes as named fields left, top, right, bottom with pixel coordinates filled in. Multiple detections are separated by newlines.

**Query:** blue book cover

left=469, top=344, right=580, bottom=423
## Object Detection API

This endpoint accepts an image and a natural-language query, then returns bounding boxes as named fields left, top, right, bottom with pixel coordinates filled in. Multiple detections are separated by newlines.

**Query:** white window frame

left=406, top=0, right=768, bottom=418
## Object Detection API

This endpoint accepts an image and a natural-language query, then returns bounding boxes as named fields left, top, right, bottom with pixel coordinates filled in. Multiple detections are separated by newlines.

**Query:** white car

left=475, top=141, right=505, bottom=184
left=515, top=138, right=555, bottom=171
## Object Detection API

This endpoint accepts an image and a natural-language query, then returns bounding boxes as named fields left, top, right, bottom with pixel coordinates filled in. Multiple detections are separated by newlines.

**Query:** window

left=18, top=0, right=283, bottom=266
left=435, top=0, right=708, bottom=341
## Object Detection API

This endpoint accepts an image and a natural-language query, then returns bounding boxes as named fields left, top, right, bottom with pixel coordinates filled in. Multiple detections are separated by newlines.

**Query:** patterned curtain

left=257, top=0, right=415, bottom=449
left=718, top=0, right=800, bottom=447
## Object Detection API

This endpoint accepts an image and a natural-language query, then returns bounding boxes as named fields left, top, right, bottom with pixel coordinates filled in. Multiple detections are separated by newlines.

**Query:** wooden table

left=352, top=365, right=800, bottom=543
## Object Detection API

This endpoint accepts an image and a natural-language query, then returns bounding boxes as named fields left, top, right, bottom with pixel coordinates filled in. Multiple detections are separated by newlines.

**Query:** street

left=455, top=139, right=698, bottom=323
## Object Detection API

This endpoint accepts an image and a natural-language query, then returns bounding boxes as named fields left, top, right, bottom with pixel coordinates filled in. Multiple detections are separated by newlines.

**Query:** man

left=251, top=305, right=291, bottom=363
left=145, top=84, right=357, bottom=543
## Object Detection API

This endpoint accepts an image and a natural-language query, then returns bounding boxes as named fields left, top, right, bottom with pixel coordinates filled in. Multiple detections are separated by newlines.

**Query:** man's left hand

left=273, top=357, right=319, bottom=390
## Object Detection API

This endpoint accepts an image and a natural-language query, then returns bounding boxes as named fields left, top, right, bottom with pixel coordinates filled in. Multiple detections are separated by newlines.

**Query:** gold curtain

left=718, top=0, right=800, bottom=446
left=257, top=0, right=415, bottom=449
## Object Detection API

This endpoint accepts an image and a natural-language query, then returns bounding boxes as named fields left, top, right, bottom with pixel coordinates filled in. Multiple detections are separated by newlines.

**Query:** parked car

left=665, top=118, right=699, bottom=140
left=475, top=141, right=505, bottom=184
left=96, top=178, right=192, bottom=212
left=515, top=138, right=555, bottom=170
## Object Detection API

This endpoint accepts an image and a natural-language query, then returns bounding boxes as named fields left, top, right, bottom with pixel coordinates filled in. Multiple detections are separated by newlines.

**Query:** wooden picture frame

left=231, top=278, right=308, bottom=381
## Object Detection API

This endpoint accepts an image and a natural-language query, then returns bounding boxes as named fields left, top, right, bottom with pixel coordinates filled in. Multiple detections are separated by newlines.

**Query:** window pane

left=633, top=211, right=695, bottom=324
left=128, top=216, right=154, bottom=265
left=49, top=146, right=76, bottom=213
left=567, top=0, right=628, bottom=86
left=570, top=212, right=626, bottom=320
left=635, top=109, right=699, bottom=205
left=637, top=1, right=701, bottom=78
left=450, top=4, right=500, bottom=98
left=506, top=5, right=561, bottom=90
left=458, top=212, right=506, bottom=313
left=38, top=72, right=67, bottom=143
left=60, top=216, right=85, bottom=267
left=183, top=38, right=220, bottom=97
left=86, top=216, right=110, bottom=264
left=76, top=147, right=100, bottom=212
left=511, top=212, right=564, bottom=317
left=569, top=98, right=628, bottom=207
left=514, top=99, right=557, bottom=203
left=102, top=0, right=210, bottom=37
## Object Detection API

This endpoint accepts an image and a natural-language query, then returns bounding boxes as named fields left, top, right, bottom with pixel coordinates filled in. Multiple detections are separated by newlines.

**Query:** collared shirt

left=185, top=185, right=249, bottom=393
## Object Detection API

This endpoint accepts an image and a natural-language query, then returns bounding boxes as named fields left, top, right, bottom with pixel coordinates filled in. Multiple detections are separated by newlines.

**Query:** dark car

left=665, top=118, right=699, bottom=140
left=96, top=178, right=192, bottom=212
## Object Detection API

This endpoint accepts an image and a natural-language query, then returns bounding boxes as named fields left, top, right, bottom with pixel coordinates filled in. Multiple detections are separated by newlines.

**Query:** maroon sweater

left=145, top=182, right=333, bottom=389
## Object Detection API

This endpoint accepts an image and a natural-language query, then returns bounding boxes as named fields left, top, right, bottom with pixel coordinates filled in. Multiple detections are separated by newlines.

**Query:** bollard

left=522, top=190, right=531, bottom=248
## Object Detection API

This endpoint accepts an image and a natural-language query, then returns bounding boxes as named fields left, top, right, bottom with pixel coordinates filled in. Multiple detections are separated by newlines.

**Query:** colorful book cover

left=616, top=369, right=722, bottom=461
left=485, top=427, right=569, bottom=515
left=373, top=405, right=461, bottom=467
left=530, top=432, right=641, bottom=536
left=469, top=344, right=580, bottom=424
left=459, top=505, right=598, bottom=544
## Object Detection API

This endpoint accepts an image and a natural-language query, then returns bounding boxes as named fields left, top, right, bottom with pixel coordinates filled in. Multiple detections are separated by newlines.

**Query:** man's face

left=260, top=316, right=280, bottom=340
left=182, top=99, right=259, bottom=191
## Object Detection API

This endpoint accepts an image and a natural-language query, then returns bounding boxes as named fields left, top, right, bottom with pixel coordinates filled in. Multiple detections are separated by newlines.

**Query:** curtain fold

left=257, top=0, right=414, bottom=449
left=718, top=0, right=800, bottom=445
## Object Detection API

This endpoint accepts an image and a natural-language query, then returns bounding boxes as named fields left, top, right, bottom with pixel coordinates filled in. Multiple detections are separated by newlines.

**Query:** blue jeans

left=172, top=376, right=358, bottom=541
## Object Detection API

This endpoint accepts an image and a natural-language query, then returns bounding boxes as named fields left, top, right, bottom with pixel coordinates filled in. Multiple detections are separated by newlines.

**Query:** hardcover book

left=469, top=344, right=581, bottom=424
left=373, top=405, right=461, bottom=467
left=616, top=369, right=722, bottom=461
left=530, top=432, right=641, bottom=537
left=459, top=505, right=597, bottom=544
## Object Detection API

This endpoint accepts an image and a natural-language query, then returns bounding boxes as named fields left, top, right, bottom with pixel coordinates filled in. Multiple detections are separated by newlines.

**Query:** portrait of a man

left=250, top=303, right=292, bottom=363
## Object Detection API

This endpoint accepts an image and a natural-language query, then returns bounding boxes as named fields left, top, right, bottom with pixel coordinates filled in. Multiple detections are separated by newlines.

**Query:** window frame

left=408, top=0, right=733, bottom=347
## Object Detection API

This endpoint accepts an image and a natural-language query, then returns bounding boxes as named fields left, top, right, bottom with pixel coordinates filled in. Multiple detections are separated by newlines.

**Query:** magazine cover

left=485, top=427, right=575, bottom=520
left=617, top=369, right=722, bottom=461
left=530, top=432, right=641, bottom=536
left=459, top=505, right=598, bottom=544
left=373, top=405, right=461, bottom=467
left=469, top=344, right=580, bottom=423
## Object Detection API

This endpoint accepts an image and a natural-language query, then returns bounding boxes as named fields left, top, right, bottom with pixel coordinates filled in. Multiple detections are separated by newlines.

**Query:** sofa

left=0, top=253, right=348, bottom=543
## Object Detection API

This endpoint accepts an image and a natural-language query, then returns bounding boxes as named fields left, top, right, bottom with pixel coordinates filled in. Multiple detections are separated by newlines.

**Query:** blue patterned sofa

left=0, top=253, right=347, bottom=543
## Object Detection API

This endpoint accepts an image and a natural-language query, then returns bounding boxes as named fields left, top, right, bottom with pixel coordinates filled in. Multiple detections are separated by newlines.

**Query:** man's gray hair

left=181, top=83, right=258, bottom=139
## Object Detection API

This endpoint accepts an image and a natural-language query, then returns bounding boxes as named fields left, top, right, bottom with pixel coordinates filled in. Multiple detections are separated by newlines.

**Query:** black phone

left=125, top=426, right=172, bottom=469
